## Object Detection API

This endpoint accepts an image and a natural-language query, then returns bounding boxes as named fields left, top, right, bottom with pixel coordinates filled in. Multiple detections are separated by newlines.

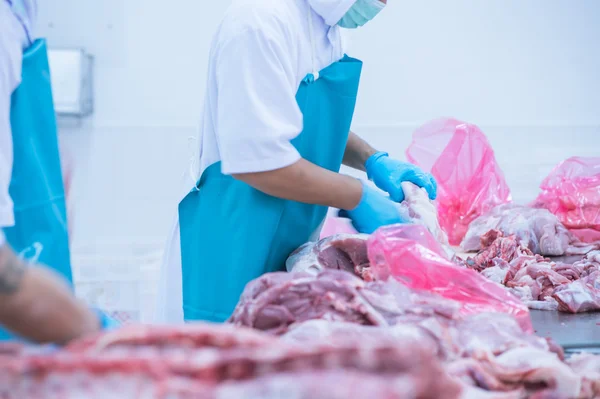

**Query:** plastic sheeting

left=406, top=118, right=511, bottom=245
left=533, top=156, right=600, bottom=243
left=367, top=224, right=533, bottom=332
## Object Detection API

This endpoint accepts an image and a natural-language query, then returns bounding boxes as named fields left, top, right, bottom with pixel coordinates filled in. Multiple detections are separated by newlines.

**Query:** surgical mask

left=337, top=0, right=386, bottom=29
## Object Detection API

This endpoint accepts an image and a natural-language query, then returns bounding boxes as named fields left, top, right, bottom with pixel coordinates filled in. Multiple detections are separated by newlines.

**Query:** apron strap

left=5, top=0, right=33, bottom=47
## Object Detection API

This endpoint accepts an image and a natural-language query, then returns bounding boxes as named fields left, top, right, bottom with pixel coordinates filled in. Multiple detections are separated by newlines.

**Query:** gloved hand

left=93, top=309, right=120, bottom=331
left=339, top=181, right=409, bottom=234
left=365, top=152, right=437, bottom=203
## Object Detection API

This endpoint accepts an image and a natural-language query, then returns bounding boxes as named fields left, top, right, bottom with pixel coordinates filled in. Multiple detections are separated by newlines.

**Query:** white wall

left=38, top=0, right=600, bottom=258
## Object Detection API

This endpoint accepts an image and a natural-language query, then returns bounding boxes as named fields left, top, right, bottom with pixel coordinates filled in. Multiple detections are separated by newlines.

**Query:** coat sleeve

left=214, top=23, right=304, bottom=175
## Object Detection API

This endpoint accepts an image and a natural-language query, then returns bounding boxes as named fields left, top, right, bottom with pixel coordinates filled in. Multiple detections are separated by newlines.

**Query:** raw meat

left=285, top=234, right=372, bottom=279
left=66, top=323, right=276, bottom=353
left=282, top=313, right=561, bottom=364
left=397, top=181, right=454, bottom=259
left=465, top=230, right=536, bottom=272
left=405, top=118, right=512, bottom=245
left=567, top=353, right=600, bottom=398
left=290, top=182, right=454, bottom=279
left=461, top=204, right=600, bottom=257
left=447, top=347, right=581, bottom=398
left=275, top=314, right=580, bottom=398
left=461, top=204, right=573, bottom=256
left=228, top=269, right=463, bottom=335
left=227, top=270, right=388, bottom=333
left=368, top=224, right=533, bottom=332
left=466, top=232, right=600, bottom=313
left=281, top=320, right=444, bottom=358
left=552, top=270, right=600, bottom=313
left=450, top=313, right=556, bottom=359
left=214, top=368, right=461, bottom=399
left=0, top=322, right=462, bottom=399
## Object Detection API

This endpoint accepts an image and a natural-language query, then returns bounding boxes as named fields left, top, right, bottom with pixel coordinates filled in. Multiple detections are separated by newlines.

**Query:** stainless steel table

left=530, top=310, right=600, bottom=354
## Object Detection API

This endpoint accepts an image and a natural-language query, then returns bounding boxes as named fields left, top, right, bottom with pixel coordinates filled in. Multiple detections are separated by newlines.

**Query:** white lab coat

left=153, top=0, right=357, bottom=324
left=0, top=0, right=37, bottom=228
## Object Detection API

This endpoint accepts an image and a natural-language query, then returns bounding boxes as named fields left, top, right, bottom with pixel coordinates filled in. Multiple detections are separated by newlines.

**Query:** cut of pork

left=227, top=270, right=389, bottom=334
left=285, top=234, right=371, bottom=279
left=228, top=269, right=462, bottom=335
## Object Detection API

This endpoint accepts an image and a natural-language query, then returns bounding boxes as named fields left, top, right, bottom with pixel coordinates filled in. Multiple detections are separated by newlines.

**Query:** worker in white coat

left=155, top=0, right=437, bottom=324
left=0, top=0, right=73, bottom=339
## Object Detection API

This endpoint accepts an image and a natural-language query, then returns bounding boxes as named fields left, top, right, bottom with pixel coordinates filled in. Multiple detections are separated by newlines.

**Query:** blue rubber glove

left=339, top=182, right=409, bottom=234
left=94, top=309, right=120, bottom=331
left=365, top=152, right=437, bottom=203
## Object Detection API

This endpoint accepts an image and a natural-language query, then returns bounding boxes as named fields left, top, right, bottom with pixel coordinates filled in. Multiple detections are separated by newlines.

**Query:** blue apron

left=0, top=39, right=72, bottom=341
left=179, top=55, right=363, bottom=322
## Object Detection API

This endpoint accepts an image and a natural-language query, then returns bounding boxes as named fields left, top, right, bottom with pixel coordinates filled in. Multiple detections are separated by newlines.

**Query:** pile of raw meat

left=459, top=203, right=600, bottom=313
left=0, top=321, right=462, bottom=399
left=229, top=269, right=600, bottom=398
left=4, top=246, right=599, bottom=398
left=461, top=204, right=599, bottom=257
left=466, top=229, right=600, bottom=313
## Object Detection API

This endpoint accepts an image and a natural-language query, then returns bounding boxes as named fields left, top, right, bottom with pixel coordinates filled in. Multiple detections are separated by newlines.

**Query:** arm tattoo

left=0, top=247, right=26, bottom=295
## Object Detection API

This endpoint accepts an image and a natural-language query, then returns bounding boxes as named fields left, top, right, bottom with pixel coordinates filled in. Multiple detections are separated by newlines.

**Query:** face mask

left=337, top=0, right=386, bottom=29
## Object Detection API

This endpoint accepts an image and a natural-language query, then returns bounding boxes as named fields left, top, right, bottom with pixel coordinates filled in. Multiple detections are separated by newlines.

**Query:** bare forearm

left=233, top=159, right=363, bottom=210
left=0, top=246, right=99, bottom=344
left=343, top=131, right=378, bottom=172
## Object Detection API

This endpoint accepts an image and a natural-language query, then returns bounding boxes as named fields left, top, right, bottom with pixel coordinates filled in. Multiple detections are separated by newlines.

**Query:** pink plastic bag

left=320, top=216, right=357, bottom=239
left=406, top=118, right=511, bottom=245
left=533, top=157, right=600, bottom=243
left=367, top=224, right=533, bottom=333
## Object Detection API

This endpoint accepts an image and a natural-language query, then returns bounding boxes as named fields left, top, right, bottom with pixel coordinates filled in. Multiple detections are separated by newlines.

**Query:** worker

left=0, top=231, right=116, bottom=344
left=1, top=0, right=73, bottom=339
left=155, top=0, right=437, bottom=324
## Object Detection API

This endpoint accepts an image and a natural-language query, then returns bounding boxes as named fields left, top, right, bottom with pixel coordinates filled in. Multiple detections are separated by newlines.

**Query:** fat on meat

left=214, top=370, right=461, bottom=399
left=281, top=320, right=445, bottom=359
left=461, top=204, right=573, bottom=256
left=398, top=182, right=454, bottom=257
left=448, top=347, right=581, bottom=398
left=567, top=353, right=600, bottom=398
left=450, top=313, right=557, bottom=359
left=552, top=270, right=600, bottom=313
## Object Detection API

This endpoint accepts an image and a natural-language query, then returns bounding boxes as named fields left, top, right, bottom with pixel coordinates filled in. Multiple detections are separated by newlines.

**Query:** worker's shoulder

left=219, top=0, right=299, bottom=42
